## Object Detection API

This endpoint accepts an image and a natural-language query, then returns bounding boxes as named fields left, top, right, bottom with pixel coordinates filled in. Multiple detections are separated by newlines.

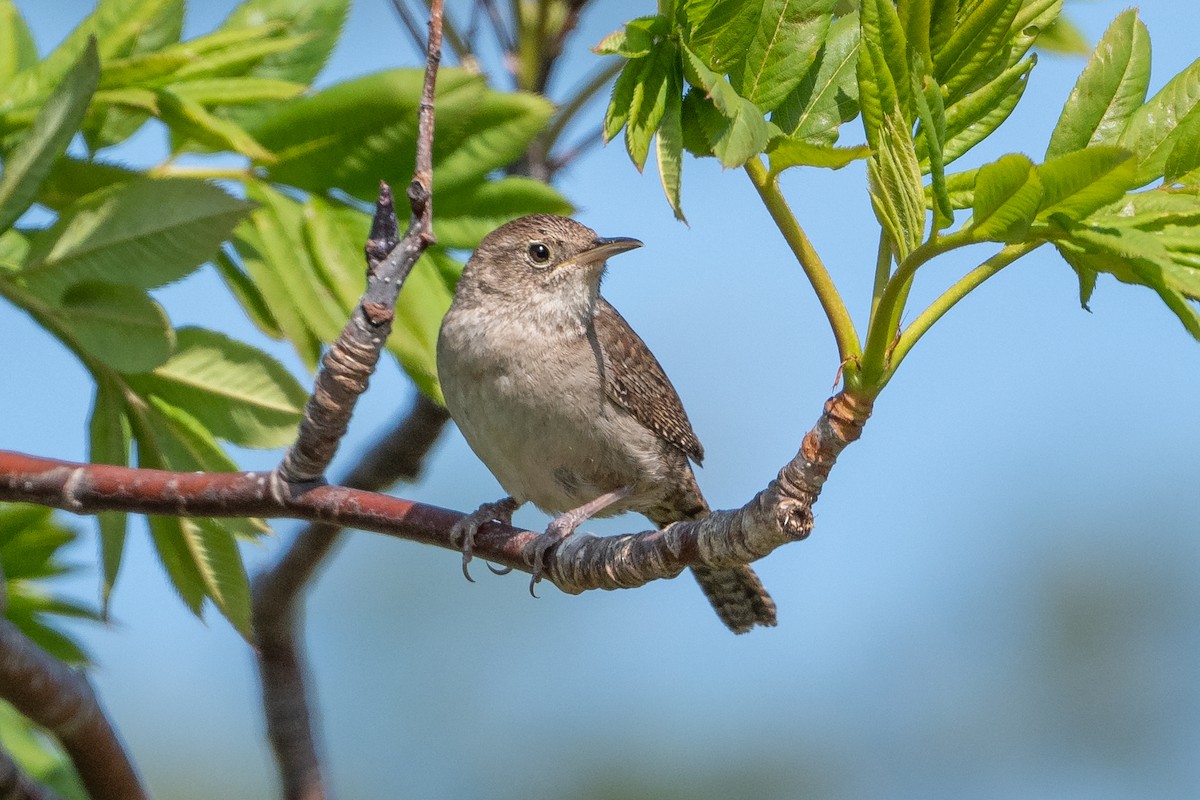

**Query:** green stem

left=869, top=231, right=890, bottom=322
left=744, top=158, right=861, bottom=376
left=881, top=241, right=1041, bottom=386
left=859, top=228, right=974, bottom=387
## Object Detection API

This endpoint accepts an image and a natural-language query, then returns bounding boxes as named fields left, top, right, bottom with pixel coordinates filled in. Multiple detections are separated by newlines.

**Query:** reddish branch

left=0, top=392, right=871, bottom=589
left=0, top=620, right=145, bottom=800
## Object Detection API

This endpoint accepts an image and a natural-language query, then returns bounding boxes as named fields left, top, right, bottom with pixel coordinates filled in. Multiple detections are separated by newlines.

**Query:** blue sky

left=3, top=2, right=1199, bottom=798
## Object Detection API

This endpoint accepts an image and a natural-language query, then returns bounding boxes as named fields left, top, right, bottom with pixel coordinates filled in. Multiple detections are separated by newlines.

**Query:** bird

left=436, top=214, right=776, bottom=634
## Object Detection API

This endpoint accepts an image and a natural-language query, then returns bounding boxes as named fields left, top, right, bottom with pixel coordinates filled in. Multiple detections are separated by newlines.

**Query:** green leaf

left=155, top=88, right=275, bottom=161
left=681, top=44, right=771, bottom=166
left=0, top=40, right=99, bottom=234
left=605, top=57, right=643, bottom=142
left=233, top=182, right=348, bottom=365
left=185, top=517, right=252, bottom=638
left=433, top=177, right=574, bottom=250
left=771, top=11, right=860, bottom=143
left=938, top=55, right=1034, bottom=166
left=1046, top=10, right=1150, bottom=160
left=1036, top=146, right=1137, bottom=221
left=57, top=281, right=175, bottom=373
left=867, top=110, right=926, bottom=259
left=595, top=15, right=668, bottom=58
left=35, top=157, right=138, bottom=213
left=88, top=377, right=130, bottom=615
left=218, top=0, right=349, bottom=85
left=147, top=515, right=206, bottom=614
left=933, top=0, right=1022, bottom=102
left=19, top=178, right=252, bottom=301
left=0, top=1, right=38, bottom=82
left=657, top=70, right=687, bottom=221
left=1164, top=108, right=1200, bottom=184
left=250, top=69, right=553, bottom=200
left=732, top=0, right=836, bottom=113
left=0, top=0, right=178, bottom=122
left=167, top=76, right=306, bottom=106
left=859, top=0, right=912, bottom=126
left=1034, top=16, right=1089, bottom=56
left=307, top=199, right=455, bottom=402
left=625, top=41, right=676, bottom=171
left=912, top=58, right=951, bottom=230
left=685, top=0, right=762, bottom=73
left=126, top=326, right=306, bottom=448
left=1118, top=53, right=1200, bottom=186
left=970, top=153, right=1042, bottom=241
left=212, top=248, right=282, bottom=339
left=767, top=136, right=870, bottom=176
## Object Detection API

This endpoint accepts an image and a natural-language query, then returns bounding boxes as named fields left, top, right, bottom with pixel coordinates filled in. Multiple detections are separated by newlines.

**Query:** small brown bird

left=436, top=214, right=776, bottom=634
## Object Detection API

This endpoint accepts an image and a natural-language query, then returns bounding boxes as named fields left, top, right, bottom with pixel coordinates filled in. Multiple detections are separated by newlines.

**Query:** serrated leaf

left=235, top=182, right=348, bottom=363
left=433, top=178, right=574, bottom=249
left=155, top=89, right=275, bottom=161
left=147, top=515, right=206, bottom=614
left=1118, top=53, right=1200, bottom=186
left=938, top=55, right=1034, bottom=165
left=681, top=44, right=772, bottom=166
left=595, top=15, right=667, bottom=58
left=218, top=0, right=348, bottom=85
left=771, top=11, right=860, bottom=143
left=1046, top=10, right=1150, bottom=160
left=88, top=377, right=130, bottom=615
left=1164, top=108, right=1200, bottom=184
left=733, top=0, right=835, bottom=113
left=767, top=136, right=869, bottom=176
left=970, top=153, right=1042, bottom=241
left=859, top=0, right=912, bottom=125
left=913, top=61, right=952, bottom=230
left=19, top=178, right=252, bottom=301
left=0, top=40, right=99, bottom=234
left=867, top=110, right=926, bottom=259
left=0, top=1, right=38, bottom=83
left=213, top=249, right=282, bottom=339
left=685, top=0, right=762, bottom=73
left=625, top=41, right=676, bottom=170
left=36, top=157, right=138, bottom=212
left=169, top=76, right=306, bottom=106
left=57, top=281, right=175, bottom=373
left=605, top=56, right=644, bottom=142
left=126, top=326, right=306, bottom=448
left=187, top=517, right=252, bottom=638
left=1037, top=146, right=1137, bottom=221
left=933, top=0, right=1022, bottom=102
left=657, top=72, right=687, bottom=221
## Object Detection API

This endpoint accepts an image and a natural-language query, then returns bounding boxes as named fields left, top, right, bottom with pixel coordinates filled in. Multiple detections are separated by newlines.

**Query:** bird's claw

left=451, top=497, right=518, bottom=582
left=527, top=516, right=578, bottom=597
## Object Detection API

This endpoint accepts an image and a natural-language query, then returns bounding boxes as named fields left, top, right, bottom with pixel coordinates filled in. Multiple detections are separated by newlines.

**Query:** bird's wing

left=593, top=297, right=704, bottom=464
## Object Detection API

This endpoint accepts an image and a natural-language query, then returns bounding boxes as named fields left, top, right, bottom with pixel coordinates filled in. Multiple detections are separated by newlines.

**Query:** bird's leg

left=529, top=486, right=633, bottom=596
left=451, top=496, right=520, bottom=582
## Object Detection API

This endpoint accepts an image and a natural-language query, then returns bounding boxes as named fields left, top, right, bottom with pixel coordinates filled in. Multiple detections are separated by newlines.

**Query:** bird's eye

left=528, top=242, right=551, bottom=264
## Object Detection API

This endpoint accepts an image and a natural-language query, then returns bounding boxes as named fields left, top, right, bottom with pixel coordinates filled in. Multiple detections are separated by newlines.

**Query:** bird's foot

left=528, top=514, right=583, bottom=597
left=450, top=497, right=519, bottom=582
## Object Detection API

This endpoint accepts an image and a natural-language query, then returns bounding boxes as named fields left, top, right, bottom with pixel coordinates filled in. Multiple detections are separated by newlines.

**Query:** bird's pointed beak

left=584, top=235, right=642, bottom=262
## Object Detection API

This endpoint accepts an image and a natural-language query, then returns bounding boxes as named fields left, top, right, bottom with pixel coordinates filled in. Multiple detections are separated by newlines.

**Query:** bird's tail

left=652, top=500, right=777, bottom=634
left=690, top=564, right=777, bottom=634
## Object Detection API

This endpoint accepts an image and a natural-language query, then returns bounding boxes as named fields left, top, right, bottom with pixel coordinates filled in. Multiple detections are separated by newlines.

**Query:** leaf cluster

left=0, top=0, right=570, bottom=635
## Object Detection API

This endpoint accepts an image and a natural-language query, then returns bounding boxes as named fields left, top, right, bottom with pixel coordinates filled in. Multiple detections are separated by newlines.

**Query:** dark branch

left=0, top=619, right=146, bottom=800
left=0, top=392, right=871, bottom=592
left=251, top=394, right=448, bottom=800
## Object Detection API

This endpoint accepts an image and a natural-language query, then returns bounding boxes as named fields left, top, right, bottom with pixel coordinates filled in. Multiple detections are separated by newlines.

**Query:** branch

left=251, top=394, right=448, bottom=800
left=0, top=392, right=871, bottom=591
left=0, top=619, right=146, bottom=800
left=253, top=4, right=445, bottom=799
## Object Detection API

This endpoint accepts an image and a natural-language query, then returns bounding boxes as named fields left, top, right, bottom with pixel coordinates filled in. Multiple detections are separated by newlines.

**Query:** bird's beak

left=581, top=236, right=642, bottom=263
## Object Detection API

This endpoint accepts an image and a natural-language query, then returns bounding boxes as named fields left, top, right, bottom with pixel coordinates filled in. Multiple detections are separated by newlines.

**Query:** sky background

left=3, top=1, right=1200, bottom=798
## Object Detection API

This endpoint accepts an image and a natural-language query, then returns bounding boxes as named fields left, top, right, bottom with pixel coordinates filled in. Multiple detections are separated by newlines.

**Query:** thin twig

left=0, top=619, right=146, bottom=800
left=388, top=0, right=428, bottom=56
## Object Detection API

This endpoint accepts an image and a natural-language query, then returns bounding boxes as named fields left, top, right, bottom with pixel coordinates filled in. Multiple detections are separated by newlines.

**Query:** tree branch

left=251, top=394, right=448, bottom=800
left=0, top=619, right=146, bottom=800
left=0, top=391, right=871, bottom=591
